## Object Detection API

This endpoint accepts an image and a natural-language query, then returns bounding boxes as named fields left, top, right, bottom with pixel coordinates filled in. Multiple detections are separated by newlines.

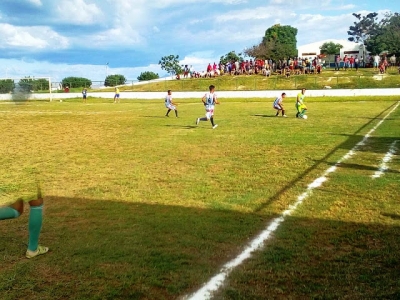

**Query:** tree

left=347, top=12, right=379, bottom=62
left=104, top=74, right=126, bottom=87
left=159, top=55, right=182, bottom=76
left=18, top=77, right=50, bottom=92
left=263, top=24, right=298, bottom=60
left=366, top=13, right=400, bottom=56
left=219, top=51, right=243, bottom=64
left=245, top=24, right=298, bottom=61
left=61, top=77, right=92, bottom=89
left=0, top=79, right=14, bottom=93
left=137, top=71, right=159, bottom=81
left=244, top=40, right=277, bottom=60
left=319, top=41, right=344, bottom=66
left=319, top=42, right=343, bottom=55
left=347, top=12, right=379, bottom=44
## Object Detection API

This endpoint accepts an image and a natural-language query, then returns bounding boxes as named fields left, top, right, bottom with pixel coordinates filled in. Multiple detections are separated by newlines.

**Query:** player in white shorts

left=273, top=92, right=287, bottom=117
left=196, top=85, right=220, bottom=129
left=165, top=90, right=178, bottom=117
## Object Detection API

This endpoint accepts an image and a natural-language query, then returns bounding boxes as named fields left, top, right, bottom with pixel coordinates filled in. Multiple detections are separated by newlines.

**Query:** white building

left=297, top=39, right=368, bottom=65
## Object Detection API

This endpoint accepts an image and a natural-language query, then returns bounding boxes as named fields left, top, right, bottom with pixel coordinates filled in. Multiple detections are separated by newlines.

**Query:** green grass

left=0, top=97, right=399, bottom=299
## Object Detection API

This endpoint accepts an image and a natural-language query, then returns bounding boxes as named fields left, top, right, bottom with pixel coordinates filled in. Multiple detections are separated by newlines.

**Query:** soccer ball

left=303, top=115, right=308, bottom=120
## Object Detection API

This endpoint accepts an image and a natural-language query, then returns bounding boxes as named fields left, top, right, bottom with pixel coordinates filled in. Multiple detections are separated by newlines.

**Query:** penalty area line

left=185, top=101, right=399, bottom=300
left=372, top=140, right=398, bottom=179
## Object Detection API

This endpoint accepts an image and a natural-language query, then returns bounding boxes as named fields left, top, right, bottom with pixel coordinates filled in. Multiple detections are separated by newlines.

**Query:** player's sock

left=200, top=117, right=207, bottom=122
left=275, top=111, right=279, bottom=116
left=282, top=110, right=285, bottom=116
left=210, top=117, right=215, bottom=127
left=0, top=207, right=20, bottom=220
left=27, top=205, right=43, bottom=252
left=175, top=110, right=178, bottom=117
left=165, top=109, right=171, bottom=116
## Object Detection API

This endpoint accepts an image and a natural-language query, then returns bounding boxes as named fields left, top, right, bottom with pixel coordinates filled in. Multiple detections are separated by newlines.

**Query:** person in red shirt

left=349, top=56, right=355, bottom=69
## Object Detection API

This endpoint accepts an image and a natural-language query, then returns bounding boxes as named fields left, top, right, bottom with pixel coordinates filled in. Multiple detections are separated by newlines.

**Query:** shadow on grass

left=164, top=125, right=198, bottom=129
left=254, top=101, right=399, bottom=213
left=252, top=114, right=280, bottom=118
left=381, top=213, right=400, bottom=220
left=317, top=161, right=400, bottom=174
left=141, top=116, right=170, bottom=118
left=218, top=215, right=400, bottom=300
left=1, top=198, right=399, bottom=300
left=333, top=135, right=399, bottom=154
left=0, top=196, right=271, bottom=300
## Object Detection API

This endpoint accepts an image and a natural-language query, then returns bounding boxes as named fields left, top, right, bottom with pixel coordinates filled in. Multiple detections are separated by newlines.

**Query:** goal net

left=0, top=77, right=53, bottom=102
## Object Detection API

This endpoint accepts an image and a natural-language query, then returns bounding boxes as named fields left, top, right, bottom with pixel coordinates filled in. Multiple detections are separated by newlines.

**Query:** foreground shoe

left=283, top=115, right=287, bottom=117
left=196, top=118, right=200, bottom=125
left=26, top=245, right=49, bottom=259
left=212, top=124, right=218, bottom=129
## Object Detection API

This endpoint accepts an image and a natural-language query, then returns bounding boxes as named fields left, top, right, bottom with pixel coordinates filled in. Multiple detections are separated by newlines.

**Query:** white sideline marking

left=186, top=101, right=399, bottom=300
left=372, top=141, right=398, bottom=179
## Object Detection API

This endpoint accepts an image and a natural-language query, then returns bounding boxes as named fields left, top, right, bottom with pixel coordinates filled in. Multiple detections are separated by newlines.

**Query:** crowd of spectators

left=179, top=54, right=399, bottom=80
left=182, top=57, right=324, bottom=79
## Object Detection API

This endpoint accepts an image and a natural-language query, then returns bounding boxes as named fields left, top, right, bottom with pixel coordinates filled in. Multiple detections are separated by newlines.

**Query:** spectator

left=343, top=55, right=349, bottom=71
left=374, top=54, right=380, bottom=70
left=354, top=55, right=359, bottom=71
left=349, top=56, right=354, bottom=69
left=335, top=55, right=341, bottom=71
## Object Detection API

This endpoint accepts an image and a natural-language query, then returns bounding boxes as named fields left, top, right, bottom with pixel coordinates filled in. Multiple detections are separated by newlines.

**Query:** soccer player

left=0, top=186, right=48, bottom=259
left=296, top=88, right=307, bottom=118
left=165, top=90, right=178, bottom=117
left=273, top=93, right=287, bottom=117
left=114, top=87, right=120, bottom=103
left=82, top=88, right=87, bottom=103
left=196, top=85, right=220, bottom=129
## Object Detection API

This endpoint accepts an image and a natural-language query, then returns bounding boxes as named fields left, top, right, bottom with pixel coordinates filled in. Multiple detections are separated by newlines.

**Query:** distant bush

left=0, top=79, right=15, bottom=93
left=105, top=74, right=126, bottom=87
left=137, top=71, right=159, bottom=81
left=61, top=77, right=92, bottom=88
left=18, top=78, right=50, bottom=92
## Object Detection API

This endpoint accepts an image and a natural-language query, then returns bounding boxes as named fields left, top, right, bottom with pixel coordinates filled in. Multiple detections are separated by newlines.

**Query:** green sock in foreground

left=0, top=207, right=20, bottom=220
left=28, top=205, right=43, bottom=251
left=26, top=204, right=49, bottom=258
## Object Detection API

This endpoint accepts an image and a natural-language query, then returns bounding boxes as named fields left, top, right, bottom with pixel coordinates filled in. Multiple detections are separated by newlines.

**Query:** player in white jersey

left=196, top=85, right=220, bottom=129
left=273, top=92, right=287, bottom=117
left=165, top=90, right=178, bottom=117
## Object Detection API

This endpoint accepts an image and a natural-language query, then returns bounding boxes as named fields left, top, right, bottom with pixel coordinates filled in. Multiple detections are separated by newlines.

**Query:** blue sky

left=0, top=0, right=397, bottom=82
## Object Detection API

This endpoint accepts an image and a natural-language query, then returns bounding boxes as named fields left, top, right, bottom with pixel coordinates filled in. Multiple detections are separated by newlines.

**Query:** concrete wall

left=1, top=88, right=399, bottom=101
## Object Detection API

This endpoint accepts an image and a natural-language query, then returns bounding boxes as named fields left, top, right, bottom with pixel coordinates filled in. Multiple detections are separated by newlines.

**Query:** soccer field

left=1, top=97, right=399, bottom=299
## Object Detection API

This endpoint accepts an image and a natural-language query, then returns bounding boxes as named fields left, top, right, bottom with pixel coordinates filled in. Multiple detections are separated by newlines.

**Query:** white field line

left=372, top=141, right=398, bottom=179
left=186, top=101, right=400, bottom=300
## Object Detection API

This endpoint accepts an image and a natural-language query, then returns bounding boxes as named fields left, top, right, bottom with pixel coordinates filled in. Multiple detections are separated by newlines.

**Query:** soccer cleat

left=26, top=245, right=49, bottom=259
left=283, top=115, right=287, bottom=117
left=212, top=124, right=218, bottom=129
left=196, top=118, right=200, bottom=125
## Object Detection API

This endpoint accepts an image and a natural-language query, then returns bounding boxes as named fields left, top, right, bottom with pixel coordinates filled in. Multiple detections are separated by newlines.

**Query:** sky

left=0, top=0, right=397, bottom=82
